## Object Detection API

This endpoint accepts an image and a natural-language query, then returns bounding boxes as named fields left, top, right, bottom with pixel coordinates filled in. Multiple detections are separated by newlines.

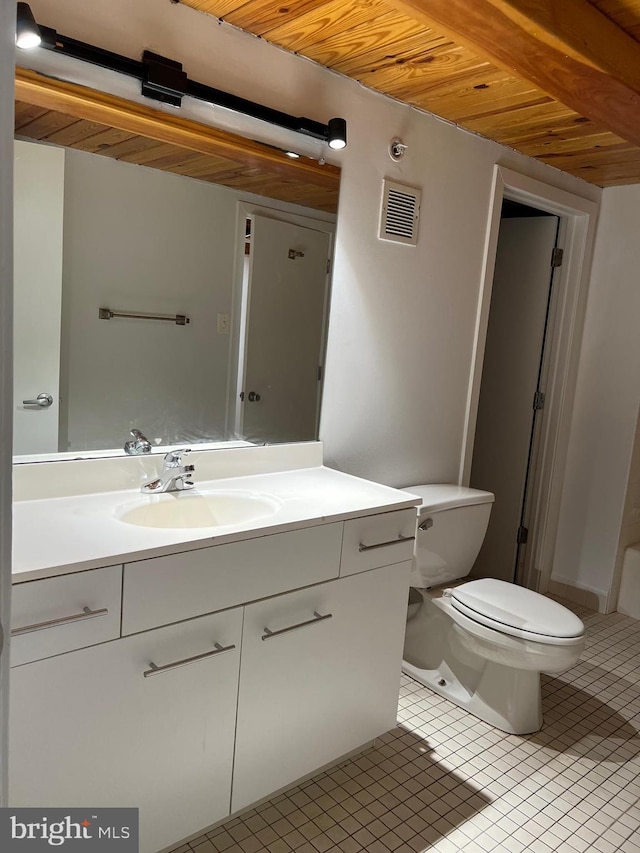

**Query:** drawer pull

left=143, top=642, right=236, bottom=678
left=11, top=605, right=109, bottom=636
left=358, top=534, right=415, bottom=552
left=262, top=611, right=332, bottom=641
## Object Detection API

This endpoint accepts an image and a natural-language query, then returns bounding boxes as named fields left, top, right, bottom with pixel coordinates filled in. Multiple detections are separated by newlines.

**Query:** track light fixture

left=15, top=2, right=41, bottom=49
left=327, top=118, right=347, bottom=150
left=14, top=3, right=348, bottom=151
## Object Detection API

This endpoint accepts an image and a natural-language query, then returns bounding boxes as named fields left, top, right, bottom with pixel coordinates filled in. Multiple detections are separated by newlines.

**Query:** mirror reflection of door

left=13, top=140, right=64, bottom=455
left=239, top=216, right=331, bottom=444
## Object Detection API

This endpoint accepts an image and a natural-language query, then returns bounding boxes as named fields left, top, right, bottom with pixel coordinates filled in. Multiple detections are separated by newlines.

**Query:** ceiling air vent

left=379, top=179, right=421, bottom=246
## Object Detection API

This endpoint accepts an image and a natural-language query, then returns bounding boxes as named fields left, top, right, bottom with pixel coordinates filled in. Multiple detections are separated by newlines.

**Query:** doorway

left=469, top=200, right=560, bottom=586
left=460, top=166, right=598, bottom=598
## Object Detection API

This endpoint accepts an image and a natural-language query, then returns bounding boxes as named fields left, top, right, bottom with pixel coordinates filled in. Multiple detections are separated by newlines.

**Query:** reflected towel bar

left=99, top=308, right=190, bottom=325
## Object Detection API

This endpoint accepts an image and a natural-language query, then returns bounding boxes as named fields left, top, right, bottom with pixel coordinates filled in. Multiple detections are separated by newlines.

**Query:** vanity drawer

left=11, top=565, right=123, bottom=667
left=340, top=508, right=417, bottom=576
left=122, top=522, right=344, bottom=635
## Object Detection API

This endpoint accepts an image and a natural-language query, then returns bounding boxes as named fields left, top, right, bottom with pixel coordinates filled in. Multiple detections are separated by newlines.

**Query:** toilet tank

left=402, top=485, right=495, bottom=588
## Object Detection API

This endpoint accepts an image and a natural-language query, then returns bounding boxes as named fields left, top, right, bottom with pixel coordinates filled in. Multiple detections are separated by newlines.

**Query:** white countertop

left=13, top=465, right=420, bottom=582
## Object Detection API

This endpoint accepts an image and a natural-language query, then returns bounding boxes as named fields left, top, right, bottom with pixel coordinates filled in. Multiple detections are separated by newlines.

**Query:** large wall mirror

left=13, top=70, right=340, bottom=462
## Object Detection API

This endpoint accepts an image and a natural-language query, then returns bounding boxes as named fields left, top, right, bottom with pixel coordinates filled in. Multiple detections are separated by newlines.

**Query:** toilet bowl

left=401, top=485, right=585, bottom=734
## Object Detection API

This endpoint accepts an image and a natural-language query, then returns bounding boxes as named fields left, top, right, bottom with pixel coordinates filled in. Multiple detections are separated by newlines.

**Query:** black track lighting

left=14, top=3, right=348, bottom=151
left=327, top=118, right=347, bottom=151
left=15, top=2, right=41, bottom=49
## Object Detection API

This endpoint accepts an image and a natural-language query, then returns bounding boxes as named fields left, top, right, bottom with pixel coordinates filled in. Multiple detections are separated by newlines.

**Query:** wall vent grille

left=379, top=179, right=421, bottom=246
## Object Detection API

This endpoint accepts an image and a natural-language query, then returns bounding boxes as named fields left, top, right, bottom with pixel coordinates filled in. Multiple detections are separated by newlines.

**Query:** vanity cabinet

left=10, top=508, right=415, bottom=853
left=9, top=607, right=242, bottom=853
left=232, top=561, right=411, bottom=812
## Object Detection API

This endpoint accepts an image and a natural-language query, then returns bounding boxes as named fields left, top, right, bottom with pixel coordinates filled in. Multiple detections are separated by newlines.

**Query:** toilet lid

left=449, top=579, right=584, bottom=643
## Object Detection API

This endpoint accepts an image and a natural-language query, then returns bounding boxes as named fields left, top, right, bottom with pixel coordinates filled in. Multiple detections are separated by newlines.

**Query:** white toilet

left=402, top=484, right=585, bottom=734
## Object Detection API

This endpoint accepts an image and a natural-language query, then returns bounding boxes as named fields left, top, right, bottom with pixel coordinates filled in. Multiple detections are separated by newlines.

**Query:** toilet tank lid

left=401, top=484, right=495, bottom=512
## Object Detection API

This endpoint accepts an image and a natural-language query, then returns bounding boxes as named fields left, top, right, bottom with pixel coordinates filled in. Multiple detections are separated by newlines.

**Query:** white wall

left=318, top=103, right=599, bottom=487
left=60, top=148, right=236, bottom=450
left=552, top=185, right=640, bottom=609
left=612, top=409, right=640, bottom=614
left=0, top=0, right=15, bottom=805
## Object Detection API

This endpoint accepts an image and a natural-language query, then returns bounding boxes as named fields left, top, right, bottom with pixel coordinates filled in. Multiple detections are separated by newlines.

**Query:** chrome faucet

left=124, top=429, right=152, bottom=455
left=141, top=449, right=195, bottom=494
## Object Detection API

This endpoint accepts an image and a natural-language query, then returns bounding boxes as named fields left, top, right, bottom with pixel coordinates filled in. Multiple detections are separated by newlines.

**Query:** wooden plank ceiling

left=14, top=71, right=340, bottom=213
left=180, top=0, right=640, bottom=186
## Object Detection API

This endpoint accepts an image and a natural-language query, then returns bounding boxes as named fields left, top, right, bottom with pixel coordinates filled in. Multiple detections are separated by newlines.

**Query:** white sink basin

left=117, top=490, right=280, bottom=529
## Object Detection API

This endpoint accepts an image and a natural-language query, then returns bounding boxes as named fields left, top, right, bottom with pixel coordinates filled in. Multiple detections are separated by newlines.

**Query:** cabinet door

left=232, top=561, right=411, bottom=812
left=10, top=608, right=242, bottom=853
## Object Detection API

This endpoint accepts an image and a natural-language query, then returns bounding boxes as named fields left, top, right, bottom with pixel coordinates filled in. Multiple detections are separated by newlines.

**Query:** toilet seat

left=446, top=579, right=584, bottom=647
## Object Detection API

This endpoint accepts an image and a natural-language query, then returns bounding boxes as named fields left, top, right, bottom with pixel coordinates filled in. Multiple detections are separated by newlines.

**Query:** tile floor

left=168, top=600, right=640, bottom=853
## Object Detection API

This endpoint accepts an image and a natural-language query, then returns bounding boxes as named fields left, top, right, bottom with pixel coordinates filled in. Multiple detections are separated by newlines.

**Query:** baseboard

left=548, top=578, right=604, bottom=612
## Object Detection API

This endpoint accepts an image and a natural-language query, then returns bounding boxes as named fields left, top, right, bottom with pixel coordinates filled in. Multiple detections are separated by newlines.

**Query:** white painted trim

left=0, top=0, right=15, bottom=807
left=458, top=170, right=504, bottom=487
left=460, top=164, right=598, bottom=596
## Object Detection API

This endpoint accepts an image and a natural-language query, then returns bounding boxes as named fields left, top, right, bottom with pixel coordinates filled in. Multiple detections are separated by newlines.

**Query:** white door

left=240, top=215, right=330, bottom=443
left=470, top=215, right=559, bottom=583
left=13, top=140, right=64, bottom=455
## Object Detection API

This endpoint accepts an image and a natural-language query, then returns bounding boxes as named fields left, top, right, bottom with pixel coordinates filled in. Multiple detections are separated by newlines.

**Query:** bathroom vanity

left=9, top=444, right=419, bottom=853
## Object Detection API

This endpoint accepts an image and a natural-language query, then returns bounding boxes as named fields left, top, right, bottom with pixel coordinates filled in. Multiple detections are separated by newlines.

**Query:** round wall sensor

left=389, top=138, right=408, bottom=161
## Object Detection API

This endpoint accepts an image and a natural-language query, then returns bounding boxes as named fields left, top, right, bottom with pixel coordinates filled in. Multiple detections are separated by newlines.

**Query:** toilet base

left=401, top=657, right=543, bottom=735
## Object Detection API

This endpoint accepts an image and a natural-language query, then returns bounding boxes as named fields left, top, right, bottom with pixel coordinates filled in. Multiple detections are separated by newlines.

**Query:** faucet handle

left=124, top=428, right=152, bottom=455
left=164, top=448, right=192, bottom=468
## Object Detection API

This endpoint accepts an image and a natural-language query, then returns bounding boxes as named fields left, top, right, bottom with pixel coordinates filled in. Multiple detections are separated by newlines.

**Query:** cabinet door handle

left=262, top=611, right=332, bottom=641
left=358, top=534, right=415, bottom=552
left=143, top=642, right=236, bottom=678
left=11, top=606, right=109, bottom=636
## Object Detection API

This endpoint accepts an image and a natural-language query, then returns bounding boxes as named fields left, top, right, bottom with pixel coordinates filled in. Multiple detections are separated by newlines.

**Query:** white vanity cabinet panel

left=231, top=561, right=412, bottom=813
left=340, top=509, right=416, bottom=576
left=9, top=607, right=242, bottom=853
left=122, top=522, right=343, bottom=635
left=10, top=564, right=122, bottom=666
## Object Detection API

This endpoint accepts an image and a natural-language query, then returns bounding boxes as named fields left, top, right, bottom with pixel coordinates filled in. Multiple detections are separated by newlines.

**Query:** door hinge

left=551, top=247, right=564, bottom=268
left=517, top=526, right=529, bottom=545
left=326, top=258, right=331, bottom=275
left=533, top=390, right=545, bottom=411
left=317, top=364, right=323, bottom=381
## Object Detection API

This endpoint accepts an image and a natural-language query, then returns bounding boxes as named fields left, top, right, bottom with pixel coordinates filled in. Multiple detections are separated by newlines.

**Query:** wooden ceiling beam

left=388, top=0, right=640, bottom=147
left=14, top=68, right=341, bottom=191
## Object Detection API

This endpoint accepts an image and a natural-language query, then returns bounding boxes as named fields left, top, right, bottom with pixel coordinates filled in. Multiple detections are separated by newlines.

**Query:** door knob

left=247, top=391, right=261, bottom=402
left=22, top=392, right=53, bottom=409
